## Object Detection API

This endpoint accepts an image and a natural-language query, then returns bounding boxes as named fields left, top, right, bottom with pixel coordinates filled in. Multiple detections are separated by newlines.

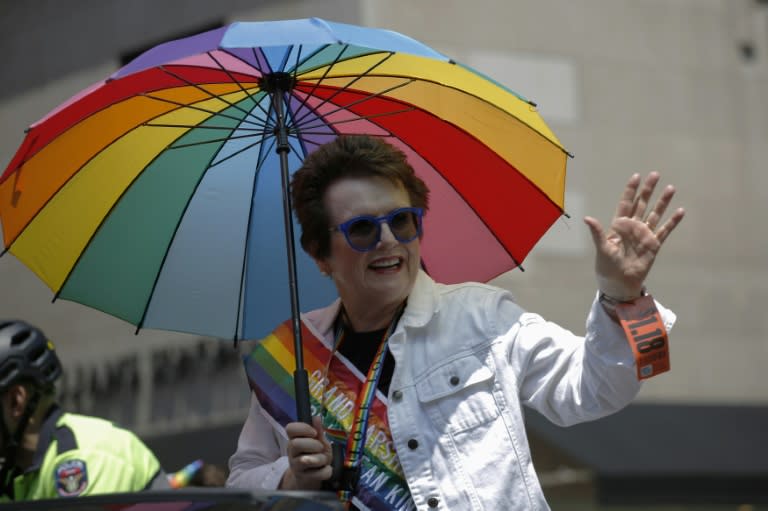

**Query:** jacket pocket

left=415, top=353, right=498, bottom=432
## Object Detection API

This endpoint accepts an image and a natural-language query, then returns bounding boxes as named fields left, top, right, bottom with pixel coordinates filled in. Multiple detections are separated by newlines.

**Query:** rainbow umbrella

left=0, top=18, right=569, bottom=421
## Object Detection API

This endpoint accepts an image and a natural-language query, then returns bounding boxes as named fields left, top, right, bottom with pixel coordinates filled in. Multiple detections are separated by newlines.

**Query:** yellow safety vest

left=1, top=407, right=166, bottom=502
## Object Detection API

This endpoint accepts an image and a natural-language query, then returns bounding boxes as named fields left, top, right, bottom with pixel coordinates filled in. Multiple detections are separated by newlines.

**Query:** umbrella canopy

left=0, top=18, right=569, bottom=343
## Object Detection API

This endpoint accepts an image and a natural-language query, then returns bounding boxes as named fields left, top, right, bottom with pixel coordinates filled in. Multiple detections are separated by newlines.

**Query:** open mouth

left=369, top=256, right=403, bottom=271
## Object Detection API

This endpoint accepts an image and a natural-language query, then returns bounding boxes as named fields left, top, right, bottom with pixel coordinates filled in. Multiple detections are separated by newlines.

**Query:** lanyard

left=323, top=303, right=404, bottom=504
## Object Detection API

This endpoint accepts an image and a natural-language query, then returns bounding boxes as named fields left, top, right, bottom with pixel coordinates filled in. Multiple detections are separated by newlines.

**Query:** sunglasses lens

left=346, top=218, right=379, bottom=250
left=338, top=208, right=422, bottom=251
left=390, top=210, right=420, bottom=242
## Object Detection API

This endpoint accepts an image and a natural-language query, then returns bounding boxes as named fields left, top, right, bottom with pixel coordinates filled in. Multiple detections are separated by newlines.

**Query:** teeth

left=370, top=258, right=400, bottom=268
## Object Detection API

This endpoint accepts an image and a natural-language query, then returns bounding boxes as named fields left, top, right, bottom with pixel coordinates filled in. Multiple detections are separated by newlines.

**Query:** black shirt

left=336, top=327, right=396, bottom=396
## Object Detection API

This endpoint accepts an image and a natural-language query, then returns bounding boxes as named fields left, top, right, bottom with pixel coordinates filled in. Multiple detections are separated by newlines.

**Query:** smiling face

left=316, top=176, right=421, bottom=330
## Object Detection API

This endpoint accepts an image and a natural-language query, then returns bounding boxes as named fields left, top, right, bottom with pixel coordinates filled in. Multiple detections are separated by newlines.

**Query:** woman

left=227, top=135, right=685, bottom=510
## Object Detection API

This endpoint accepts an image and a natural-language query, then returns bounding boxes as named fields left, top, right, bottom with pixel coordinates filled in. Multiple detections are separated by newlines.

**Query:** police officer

left=0, top=319, right=169, bottom=501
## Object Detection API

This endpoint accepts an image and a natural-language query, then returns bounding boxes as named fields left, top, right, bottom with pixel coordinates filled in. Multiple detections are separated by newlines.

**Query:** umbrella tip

left=527, top=100, right=538, bottom=108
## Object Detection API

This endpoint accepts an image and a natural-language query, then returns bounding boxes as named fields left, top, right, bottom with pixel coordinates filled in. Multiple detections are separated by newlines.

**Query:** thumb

left=311, top=416, right=330, bottom=448
left=583, top=216, right=605, bottom=249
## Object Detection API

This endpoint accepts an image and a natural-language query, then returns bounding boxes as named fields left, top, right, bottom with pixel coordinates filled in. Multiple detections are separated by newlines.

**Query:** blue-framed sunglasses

left=330, top=207, right=424, bottom=252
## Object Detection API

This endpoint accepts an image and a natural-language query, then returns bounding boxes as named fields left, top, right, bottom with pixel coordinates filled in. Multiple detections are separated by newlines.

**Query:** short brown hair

left=291, top=135, right=429, bottom=259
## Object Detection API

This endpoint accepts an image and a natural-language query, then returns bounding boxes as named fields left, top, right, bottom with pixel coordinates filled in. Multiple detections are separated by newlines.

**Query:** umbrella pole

left=269, top=81, right=312, bottom=425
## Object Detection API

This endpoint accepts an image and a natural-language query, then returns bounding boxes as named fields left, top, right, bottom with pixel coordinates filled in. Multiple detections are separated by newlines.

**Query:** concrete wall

left=364, top=0, right=768, bottom=405
left=1, top=0, right=766, bottom=438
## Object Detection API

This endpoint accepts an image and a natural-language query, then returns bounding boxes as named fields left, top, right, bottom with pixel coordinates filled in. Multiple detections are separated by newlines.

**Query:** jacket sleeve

left=506, top=292, right=676, bottom=427
left=226, top=393, right=289, bottom=490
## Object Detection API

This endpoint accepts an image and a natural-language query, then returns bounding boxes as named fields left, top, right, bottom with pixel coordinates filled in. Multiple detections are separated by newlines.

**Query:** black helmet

left=0, top=320, right=62, bottom=393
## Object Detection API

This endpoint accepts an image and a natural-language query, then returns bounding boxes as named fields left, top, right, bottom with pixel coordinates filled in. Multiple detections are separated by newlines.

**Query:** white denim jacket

left=227, top=270, right=676, bottom=510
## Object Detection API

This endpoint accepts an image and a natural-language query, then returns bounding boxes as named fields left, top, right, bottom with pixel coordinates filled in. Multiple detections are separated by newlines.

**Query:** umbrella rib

left=233, top=135, right=278, bottom=342
left=204, top=133, right=275, bottom=171
left=157, top=64, right=266, bottom=126
left=1, top=104, right=236, bottom=254
left=290, top=44, right=304, bottom=80
left=285, top=135, right=308, bottom=161
left=292, top=79, right=417, bottom=133
left=303, top=69, right=571, bottom=158
left=294, top=107, right=416, bottom=136
left=287, top=44, right=352, bottom=128
left=249, top=46, right=271, bottom=75
left=277, top=43, right=295, bottom=73
left=208, top=50, right=274, bottom=123
left=253, top=135, right=279, bottom=172
left=141, top=92, right=268, bottom=130
left=291, top=51, right=397, bottom=127
left=165, top=132, right=263, bottom=150
left=134, top=100, right=277, bottom=336
left=291, top=46, right=390, bottom=77
left=145, top=123, right=263, bottom=132
left=47, top=123, right=226, bottom=309
left=230, top=46, right=279, bottom=340
left=39, top=99, right=261, bottom=322
left=134, top=134, right=247, bottom=335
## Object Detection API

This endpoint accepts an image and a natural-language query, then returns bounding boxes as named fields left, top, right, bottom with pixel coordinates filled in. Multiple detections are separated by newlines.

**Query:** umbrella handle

left=294, top=369, right=313, bottom=424
left=321, top=442, right=357, bottom=492
left=331, top=442, right=345, bottom=479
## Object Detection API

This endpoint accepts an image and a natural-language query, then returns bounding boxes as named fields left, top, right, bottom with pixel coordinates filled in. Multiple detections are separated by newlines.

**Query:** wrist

left=598, top=287, right=647, bottom=305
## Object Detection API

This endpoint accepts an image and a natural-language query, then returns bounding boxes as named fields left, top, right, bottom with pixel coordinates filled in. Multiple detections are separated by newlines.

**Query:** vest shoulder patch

left=54, top=459, right=88, bottom=497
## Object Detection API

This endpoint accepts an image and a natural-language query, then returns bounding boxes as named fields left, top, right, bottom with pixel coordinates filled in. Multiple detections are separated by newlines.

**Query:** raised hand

left=584, top=172, right=685, bottom=300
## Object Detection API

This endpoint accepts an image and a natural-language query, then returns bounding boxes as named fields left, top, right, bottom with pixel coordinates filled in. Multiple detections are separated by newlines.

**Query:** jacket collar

left=398, top=270, right=439, bottom=329
left=25, top=404, right=62, bottom=474
left=303, top=270, right=440, bottom=338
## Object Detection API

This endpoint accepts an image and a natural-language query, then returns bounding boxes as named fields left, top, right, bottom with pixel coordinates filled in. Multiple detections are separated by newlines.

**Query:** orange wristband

left=614, top=294, right=670, bottom=380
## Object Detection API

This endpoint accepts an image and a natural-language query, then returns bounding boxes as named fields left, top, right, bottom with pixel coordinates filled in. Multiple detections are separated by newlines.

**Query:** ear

left=308, top=240, right=332, bottom=276
left=314, top=257, right=331, bottom=277
left=6, top=384, right=29, bottom=419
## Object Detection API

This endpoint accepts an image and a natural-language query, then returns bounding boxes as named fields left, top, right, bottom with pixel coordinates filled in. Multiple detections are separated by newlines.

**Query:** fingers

left=286, top=420, right=319, bottom=440
left=616, top=172, right=683, bottom=241
left=312, top=415, right=332, bottom=449
left=285, top=419, right=332, bottom=486
left=288, top=435, right=327, bottom=459
left=615, top=172, right=666, bottom=221
left=614, top=173, right=642, bottom=219
left=583, top=216, right=606, bottom=248
left=655, top=207, right=685, bottom=244
left=631, top=172, right=661, bottom=222
left=635, top=175, right=684, bottom=246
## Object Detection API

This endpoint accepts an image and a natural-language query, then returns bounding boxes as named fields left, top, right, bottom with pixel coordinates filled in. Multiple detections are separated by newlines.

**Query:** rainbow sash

left=244, top=320, right=414, bottom=510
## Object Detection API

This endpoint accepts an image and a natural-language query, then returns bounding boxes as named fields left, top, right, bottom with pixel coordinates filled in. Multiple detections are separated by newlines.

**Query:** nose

left=377, top=220, right=398, bottom=247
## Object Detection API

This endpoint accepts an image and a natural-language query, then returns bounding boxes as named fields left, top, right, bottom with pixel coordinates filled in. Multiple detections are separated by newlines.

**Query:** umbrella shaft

left=271, top=89, right=290, bottom=154
left=271, top=89, right=312, bottom=424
